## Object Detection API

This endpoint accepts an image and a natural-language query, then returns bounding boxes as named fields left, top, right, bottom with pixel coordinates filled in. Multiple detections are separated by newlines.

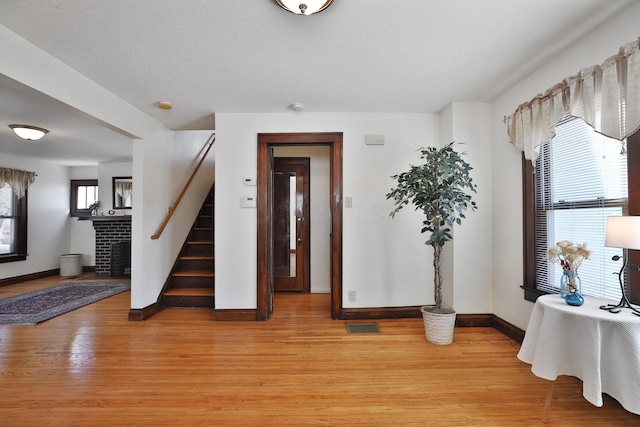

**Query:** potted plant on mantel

left=386, top=142, right=477, bottom=345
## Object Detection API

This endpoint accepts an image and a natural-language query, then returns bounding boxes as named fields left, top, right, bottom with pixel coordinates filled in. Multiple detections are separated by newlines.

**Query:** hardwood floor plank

left=0, top=274, right=637, bottom=426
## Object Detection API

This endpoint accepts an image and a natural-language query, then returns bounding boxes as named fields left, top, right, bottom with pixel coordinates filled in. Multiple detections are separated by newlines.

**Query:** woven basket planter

left=420, top=306, right=456, bottom=345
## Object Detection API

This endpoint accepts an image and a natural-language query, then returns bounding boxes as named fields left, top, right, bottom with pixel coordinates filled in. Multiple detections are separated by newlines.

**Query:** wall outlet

left=348, top=290, right=356, bottom=302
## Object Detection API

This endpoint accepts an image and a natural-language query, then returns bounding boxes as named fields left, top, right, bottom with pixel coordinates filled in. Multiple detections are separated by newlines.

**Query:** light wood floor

left=0, top=274, right=638, bottom=426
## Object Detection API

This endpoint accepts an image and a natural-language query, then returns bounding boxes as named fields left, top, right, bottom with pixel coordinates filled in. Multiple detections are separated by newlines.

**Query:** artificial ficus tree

left=386, top=142, right=477, bottom=312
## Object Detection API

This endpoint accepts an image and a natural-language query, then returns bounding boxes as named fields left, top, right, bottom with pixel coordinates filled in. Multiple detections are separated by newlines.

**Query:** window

left=523, top=114, right=637, bottom=302
left=0, top=183, right=27, bottom=263
left=70, top=179, right=98, bottom=217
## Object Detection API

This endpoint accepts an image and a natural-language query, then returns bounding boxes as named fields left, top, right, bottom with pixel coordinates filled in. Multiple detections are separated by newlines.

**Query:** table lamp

left=600, top=216, right=640, bottom=316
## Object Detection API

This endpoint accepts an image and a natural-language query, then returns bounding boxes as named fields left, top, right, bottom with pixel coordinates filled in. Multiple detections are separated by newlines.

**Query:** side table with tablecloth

left=518, top=294, right=640, bottom=416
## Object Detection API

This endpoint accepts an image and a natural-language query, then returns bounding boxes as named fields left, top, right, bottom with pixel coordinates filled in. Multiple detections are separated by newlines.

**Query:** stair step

left=184, top=243, right=213, bottom=256
left=180, top=255, right=214, bottom=260
left=173, top=270, right=214, bottom=277
left=170, top=275, right=214, bottom=288
left=162, top=287, right=214, bottom=308
left=164, top=287, right=214, bottom=296
left=190, top=228, right=214, bottom=241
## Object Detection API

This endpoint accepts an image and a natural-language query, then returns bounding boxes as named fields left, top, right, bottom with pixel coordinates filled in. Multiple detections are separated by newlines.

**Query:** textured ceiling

left=0, top=0, right=634, bottom=165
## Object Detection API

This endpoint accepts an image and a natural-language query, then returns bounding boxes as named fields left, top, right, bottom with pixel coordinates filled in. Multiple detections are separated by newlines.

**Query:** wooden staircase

left=161, top=186, right=214, bottom=309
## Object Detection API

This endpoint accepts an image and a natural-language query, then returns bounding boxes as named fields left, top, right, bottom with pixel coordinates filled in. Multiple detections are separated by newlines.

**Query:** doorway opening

left=257, top=132, right=343, bottom=320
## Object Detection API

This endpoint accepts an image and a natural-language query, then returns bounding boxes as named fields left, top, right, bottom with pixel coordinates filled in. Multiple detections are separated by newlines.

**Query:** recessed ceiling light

left=157, top=101, right=173, bottom=110
left=274, top=0, right=333, bottom=15
left=9, top=124, right=49, bottom=141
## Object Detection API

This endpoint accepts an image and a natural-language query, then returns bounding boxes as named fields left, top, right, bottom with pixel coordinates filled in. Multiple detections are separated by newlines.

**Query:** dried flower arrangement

left=548, top=240, right=592, bottom=271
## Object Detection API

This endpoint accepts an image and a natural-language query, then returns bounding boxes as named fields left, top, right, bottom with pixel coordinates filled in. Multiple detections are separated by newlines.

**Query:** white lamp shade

left=275, top=0, right=333, bottom=15
left=9, top=125, right=48, bottom=141
left=605, top=216, right=640, bottom=250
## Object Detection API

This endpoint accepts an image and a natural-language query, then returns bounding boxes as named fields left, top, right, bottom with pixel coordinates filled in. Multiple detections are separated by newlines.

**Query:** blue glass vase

left=565, top=291, right=584, bottom=306
left=560, top=269, right=581, bottom=298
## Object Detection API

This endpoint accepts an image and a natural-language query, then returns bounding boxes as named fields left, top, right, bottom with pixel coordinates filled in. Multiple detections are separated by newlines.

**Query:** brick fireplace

left=91, top=217, right=132, bottom=276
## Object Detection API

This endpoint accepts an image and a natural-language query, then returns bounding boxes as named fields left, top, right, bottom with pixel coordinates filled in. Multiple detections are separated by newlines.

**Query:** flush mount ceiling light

left=9, top=124, right=49, bottom=141
left=157, top=101, right=173, bottom=110
left=274, top=0, right=333, bottom=15
left=289, top=103, right=304, bottom=112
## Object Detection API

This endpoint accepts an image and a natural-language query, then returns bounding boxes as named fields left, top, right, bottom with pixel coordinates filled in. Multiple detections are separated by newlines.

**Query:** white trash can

left=60, top=253, right=83, bottom=277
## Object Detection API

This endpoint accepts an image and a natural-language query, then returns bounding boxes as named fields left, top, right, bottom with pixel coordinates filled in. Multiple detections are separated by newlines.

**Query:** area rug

left=0, top=282, right=130, bottom=324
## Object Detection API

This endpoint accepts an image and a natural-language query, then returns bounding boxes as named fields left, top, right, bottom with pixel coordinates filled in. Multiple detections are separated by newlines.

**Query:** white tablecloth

left=518, top=294, right=640, bottom=415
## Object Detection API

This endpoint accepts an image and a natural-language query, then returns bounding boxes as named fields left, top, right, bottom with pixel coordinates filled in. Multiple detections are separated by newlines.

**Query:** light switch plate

left=241, top=196, right=256, bottom=208
left=243, top=178, right=256, bottom=186
left=344, top=196, right=353, bottom=208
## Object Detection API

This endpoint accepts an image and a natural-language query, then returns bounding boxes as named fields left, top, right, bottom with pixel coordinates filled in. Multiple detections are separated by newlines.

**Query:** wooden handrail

left=151, top=133, right=215, bottom=240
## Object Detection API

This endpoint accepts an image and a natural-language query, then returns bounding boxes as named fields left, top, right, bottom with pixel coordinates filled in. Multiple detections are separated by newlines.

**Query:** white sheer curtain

left=115, top=181, right=132, bottom=203
left=507, top=38, right=640, bottom=162
left=0, top=167, right=36, bottom=199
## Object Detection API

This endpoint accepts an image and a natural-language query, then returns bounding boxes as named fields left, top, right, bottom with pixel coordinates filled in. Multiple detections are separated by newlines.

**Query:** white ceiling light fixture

left=289, top=103, right=304, bottom=112
left=274, top=0, right=333, bottom=15
left=9, top=124, right=49, bottom=141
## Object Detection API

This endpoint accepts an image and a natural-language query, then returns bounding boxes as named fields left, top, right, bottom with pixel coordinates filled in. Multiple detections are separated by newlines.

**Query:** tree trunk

left=433, top=242, right=442, bottom=311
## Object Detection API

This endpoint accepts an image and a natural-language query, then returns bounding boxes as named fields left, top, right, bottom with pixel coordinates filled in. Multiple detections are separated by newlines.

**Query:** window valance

left=0, top=167, right=36, bottom=199
left=507, top=38, right=640, bottom=162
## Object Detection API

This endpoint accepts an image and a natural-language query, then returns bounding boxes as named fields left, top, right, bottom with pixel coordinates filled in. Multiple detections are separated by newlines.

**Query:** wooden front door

left=273, top=157, right=310, bottom=292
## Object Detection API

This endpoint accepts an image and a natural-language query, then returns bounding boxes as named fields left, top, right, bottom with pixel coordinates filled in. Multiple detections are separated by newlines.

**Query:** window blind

left=535, top=115, right=628, bottom=300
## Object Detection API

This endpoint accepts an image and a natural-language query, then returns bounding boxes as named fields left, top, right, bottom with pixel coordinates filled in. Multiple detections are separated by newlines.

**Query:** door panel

left=273, top=157, right=310, bottom=292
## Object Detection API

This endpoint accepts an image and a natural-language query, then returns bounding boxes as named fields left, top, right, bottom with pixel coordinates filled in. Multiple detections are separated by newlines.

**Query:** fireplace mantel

left=79, top=215, right=131, bottom=222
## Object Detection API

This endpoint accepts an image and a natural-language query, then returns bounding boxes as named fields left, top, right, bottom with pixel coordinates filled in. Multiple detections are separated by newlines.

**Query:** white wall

left=215, top=112, right=492, bottom=312
left=442, top=103, right=493, bottom=314
left=273, top=146, right=331, bottom=293
left=491, top=2, right=640, bottom=329
left=0, top=153, right=70, bottom=279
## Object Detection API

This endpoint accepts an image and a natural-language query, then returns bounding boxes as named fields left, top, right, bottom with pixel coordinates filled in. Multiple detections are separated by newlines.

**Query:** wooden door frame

left=257, top=132, right=343, bottom=320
